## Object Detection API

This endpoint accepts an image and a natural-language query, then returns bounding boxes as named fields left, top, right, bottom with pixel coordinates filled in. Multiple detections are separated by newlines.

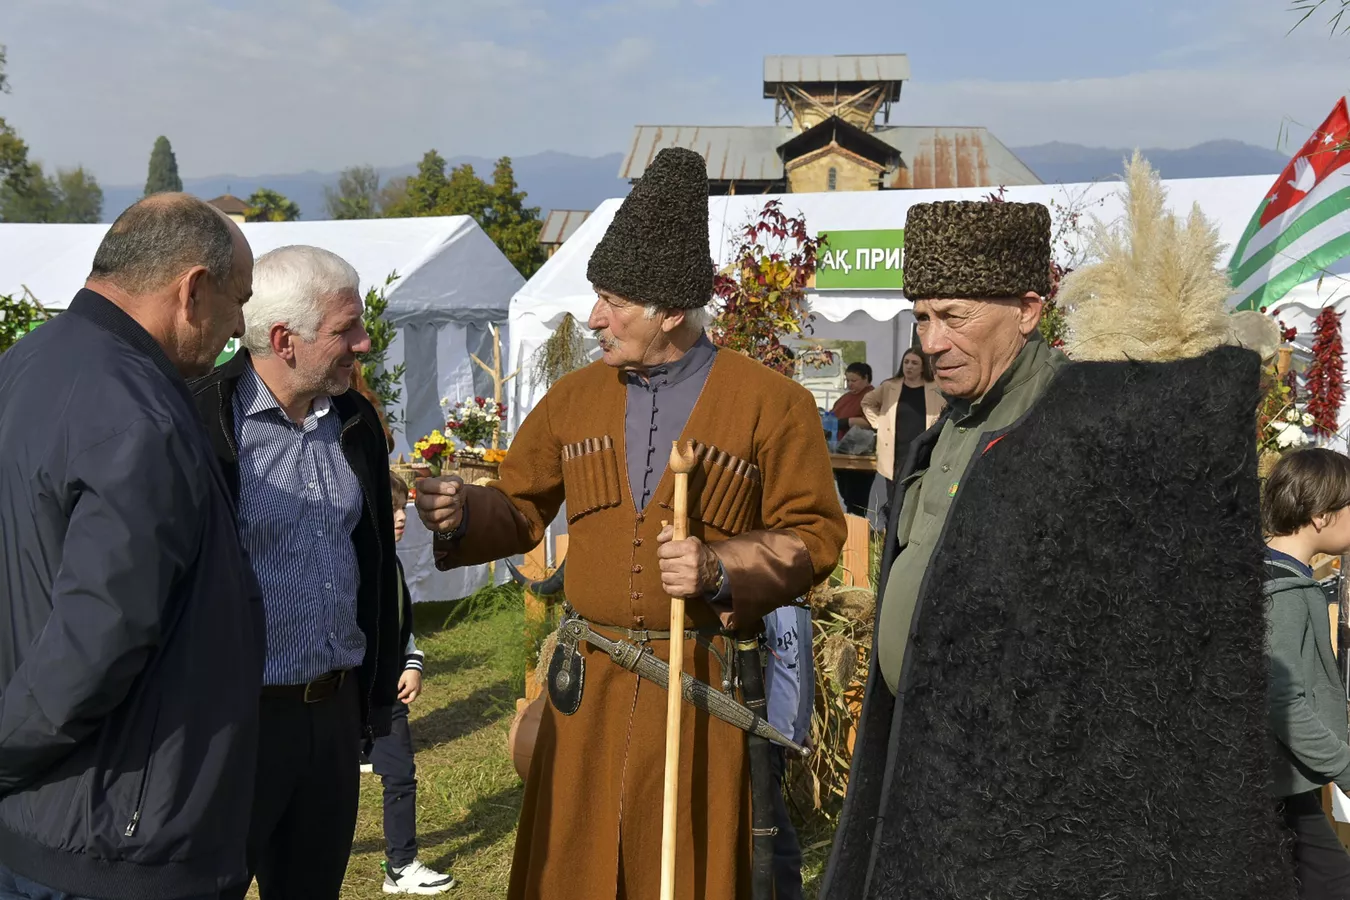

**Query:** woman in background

left=831, top=362, right=876, bottom=516
left=863, top=348, right=945, bottom=513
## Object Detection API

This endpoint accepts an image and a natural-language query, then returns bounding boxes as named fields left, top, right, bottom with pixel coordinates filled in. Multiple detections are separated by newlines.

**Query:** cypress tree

left=144, top=136, right=182, bottom=196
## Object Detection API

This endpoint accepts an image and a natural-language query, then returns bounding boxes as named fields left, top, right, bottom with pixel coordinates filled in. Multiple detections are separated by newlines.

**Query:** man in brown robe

left=414, top=147, right=846, bottom=900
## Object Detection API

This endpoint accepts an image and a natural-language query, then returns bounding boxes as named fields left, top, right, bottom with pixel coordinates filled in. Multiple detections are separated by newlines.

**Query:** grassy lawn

left=339, top=594, right=526, bottom=900
left=241, top=585, right=838, bottom=898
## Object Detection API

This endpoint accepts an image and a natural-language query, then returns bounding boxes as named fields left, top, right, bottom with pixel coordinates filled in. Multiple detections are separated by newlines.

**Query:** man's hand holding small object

left=414, top=475, right=465, bottom=534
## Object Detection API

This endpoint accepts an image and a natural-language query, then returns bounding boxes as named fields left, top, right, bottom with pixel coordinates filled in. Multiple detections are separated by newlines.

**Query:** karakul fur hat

left=587, top=147, right=714, bottom=310
left=903, top=200, right=1053, bottom=300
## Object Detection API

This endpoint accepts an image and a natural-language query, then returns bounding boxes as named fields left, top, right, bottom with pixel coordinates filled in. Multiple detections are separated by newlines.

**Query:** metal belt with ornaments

left=547, top=604, right=810, bottom=759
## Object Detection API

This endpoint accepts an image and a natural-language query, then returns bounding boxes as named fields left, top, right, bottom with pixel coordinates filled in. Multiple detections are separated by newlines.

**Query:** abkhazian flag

left=1229, top=96, right=1350, bottom=311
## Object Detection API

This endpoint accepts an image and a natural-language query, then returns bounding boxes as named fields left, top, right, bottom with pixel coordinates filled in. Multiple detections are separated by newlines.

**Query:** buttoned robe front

left=434, top=349, right=846, bottom=900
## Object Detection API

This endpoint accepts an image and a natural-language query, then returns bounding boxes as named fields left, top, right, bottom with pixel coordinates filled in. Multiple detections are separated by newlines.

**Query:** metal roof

left=763, top=55, right=910, bottom=87
left=539, top=209, right=591, bottom=245
left=874, top=127, right=1042, bottom=189
left=618, top=122, right=1042, bottom=189
left=620, top=126, right=791, bottom=182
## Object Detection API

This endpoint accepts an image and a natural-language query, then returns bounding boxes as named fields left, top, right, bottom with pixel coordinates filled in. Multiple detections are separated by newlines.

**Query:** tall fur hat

left=586, top=147, right=715, bottom=310
left=903, top=200, right=1052, bottom=300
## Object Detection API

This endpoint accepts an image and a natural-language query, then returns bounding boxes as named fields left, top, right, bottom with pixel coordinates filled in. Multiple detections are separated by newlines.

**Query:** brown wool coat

left=434, top=348, right=846, bottom=900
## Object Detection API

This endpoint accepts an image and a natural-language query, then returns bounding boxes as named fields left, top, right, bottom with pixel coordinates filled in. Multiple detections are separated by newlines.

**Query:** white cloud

left=0, top=0, right=725, bottom=182
left=1, top=0, right=1343, bottom=187
left=901, top=0, right=1350, bottom=152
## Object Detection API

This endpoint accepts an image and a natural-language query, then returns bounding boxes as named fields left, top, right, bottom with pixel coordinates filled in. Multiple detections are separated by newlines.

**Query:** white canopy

left=0, top=216, right=523, bottom=453
left=509, top=174, right=1281, bottom=433
left=1, top=216, right=525, bottom=605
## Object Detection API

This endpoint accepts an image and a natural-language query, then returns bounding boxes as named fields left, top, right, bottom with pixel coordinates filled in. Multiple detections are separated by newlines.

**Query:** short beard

left=296, top=364, right=351, bottom=399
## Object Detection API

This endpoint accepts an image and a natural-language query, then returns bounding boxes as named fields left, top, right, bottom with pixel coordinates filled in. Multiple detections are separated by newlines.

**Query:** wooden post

left=840, top=513, right=871, bottom=589
left=469, top=323, right=520, bottom=450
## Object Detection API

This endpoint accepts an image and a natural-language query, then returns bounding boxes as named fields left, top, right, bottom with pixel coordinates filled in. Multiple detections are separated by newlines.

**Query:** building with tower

left=619, top=54, right=1040, bottom=194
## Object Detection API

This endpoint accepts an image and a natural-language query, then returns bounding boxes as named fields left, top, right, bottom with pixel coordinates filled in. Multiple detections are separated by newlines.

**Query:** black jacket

left=0, top=290, right=265, bottom=899
left=190, top=350, right=401, bottom=739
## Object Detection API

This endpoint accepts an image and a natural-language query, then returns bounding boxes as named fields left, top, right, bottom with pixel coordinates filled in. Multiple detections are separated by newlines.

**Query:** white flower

left=1286, top=408, right=1301, bottom=423
left=1303, top=413, right=1316, bottom=428
left=1274, top=422, right=1312, bottom=448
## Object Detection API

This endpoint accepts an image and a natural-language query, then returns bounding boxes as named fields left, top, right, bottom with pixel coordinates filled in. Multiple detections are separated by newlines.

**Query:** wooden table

left=830, top=453, right=877, bottom=472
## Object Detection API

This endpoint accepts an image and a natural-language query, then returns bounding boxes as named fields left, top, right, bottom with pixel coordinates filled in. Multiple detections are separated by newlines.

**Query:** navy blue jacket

left=0, top=290, right=264, bottom=899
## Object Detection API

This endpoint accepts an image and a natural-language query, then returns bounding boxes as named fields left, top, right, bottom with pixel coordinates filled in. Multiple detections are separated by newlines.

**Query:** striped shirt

left=234, top=364, right=366, bottom=686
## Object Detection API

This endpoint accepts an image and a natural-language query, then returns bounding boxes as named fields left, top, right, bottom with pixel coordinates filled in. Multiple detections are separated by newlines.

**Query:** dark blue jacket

left=0, top=290, right=264, bottom=899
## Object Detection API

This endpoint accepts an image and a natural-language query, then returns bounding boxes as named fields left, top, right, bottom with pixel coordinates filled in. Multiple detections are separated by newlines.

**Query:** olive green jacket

left=1266, top=557, right=1350, bottom=798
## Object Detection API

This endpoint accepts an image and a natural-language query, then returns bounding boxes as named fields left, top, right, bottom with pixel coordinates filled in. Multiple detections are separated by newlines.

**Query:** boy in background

left=1263, top=448, right=1350, bottom=899
left=369, top=473, right=457, bottom=895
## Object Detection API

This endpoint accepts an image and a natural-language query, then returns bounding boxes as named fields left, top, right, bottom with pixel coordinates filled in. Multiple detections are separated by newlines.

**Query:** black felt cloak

left=819, top=346, right=1296, bottom=900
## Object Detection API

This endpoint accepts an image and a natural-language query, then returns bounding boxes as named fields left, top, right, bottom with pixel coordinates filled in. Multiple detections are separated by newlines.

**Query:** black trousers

left=769, top=747, right=803, bottom=900
left=224, top=674, right=362, bottom=900
left=0, top=862, right=218, bottom=900
left=1281, top=790, right=1350, bottom=899
left=369, top=701, right=418, bottom=867
left=834, top=471, right=873, bottom=517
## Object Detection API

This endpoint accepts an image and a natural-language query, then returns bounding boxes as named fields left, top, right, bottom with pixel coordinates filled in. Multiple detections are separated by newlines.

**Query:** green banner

left=816, top=229, right=905, bottom=290
left=217, top=337, right=241, bottom=366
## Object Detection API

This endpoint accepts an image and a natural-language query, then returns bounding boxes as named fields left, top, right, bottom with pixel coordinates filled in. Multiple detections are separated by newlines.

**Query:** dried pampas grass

left=822, top=634, right=859, bottom=689
left=535, top=629, right=559, bottom=691
left=1062, top=152, right=1234, bottom=362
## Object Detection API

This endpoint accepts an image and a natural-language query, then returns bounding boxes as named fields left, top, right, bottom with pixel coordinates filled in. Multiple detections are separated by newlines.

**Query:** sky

left=1, top=0, right=1348, bottom=185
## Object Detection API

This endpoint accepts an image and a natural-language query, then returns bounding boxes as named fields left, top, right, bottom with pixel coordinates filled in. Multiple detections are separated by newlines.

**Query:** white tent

left=1, top=216, right=525, bottom=604
left=508, top=174, right=1307, bottom=528
left=508, top=174, right=1282, bottom=436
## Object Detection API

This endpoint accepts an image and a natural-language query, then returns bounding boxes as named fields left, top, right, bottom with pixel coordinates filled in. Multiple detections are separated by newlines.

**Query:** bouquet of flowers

left=411, top=429, right=456, bottom=477
left=1262, top=405, right=1315, bottom=453
left=442, top=396, right=508, bottom=449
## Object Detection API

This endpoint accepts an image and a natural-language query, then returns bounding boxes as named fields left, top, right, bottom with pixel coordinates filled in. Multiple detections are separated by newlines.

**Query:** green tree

left=384, top=150, right=450, bottom=218
left=383, top=150, right=545, bottom=276
left=378, top=176, right=409, bottom=216
left=1, top=164, right=103, bottom=223
left=324, top=164, right=381, bottom=219
left=144, top=136, right=182, bottom=196
left=52, top=166, right=103, bottom=222
left=360, top=272, right=406, bottom=427
left=244, top=187, right=301, bottom=222
left=0, top=162, right=53, bottom=222
left=483, top=157, right=545, bottom=278
left=0, top=46, right=34, bottom=191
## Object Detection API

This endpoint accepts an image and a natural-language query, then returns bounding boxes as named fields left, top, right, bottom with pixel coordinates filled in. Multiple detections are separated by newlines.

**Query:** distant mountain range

left=97, top=140, right=1290, bottom=223
left=1011, top=139, right=1290, bottom=185
left=98, top=151, right=629, bottom=223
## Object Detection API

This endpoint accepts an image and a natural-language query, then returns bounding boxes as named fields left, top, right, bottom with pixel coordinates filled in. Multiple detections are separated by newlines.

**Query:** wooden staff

left=661, top=440, right=699, bottom=900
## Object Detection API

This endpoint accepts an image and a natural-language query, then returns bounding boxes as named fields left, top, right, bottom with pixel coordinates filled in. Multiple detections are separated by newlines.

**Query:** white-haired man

left=191, top=245, right=406, bottom=899
left=414, top=148, right=845, bottom=899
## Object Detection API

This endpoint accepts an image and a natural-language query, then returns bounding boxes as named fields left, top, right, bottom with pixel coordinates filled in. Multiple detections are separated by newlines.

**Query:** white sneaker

left=383, top=859, right=457, bottom=895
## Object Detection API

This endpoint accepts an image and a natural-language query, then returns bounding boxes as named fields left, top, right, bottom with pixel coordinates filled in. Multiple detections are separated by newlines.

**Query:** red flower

left=420, top=445, right=442, bottom=461
left=475, top=396, right=485, bottom=406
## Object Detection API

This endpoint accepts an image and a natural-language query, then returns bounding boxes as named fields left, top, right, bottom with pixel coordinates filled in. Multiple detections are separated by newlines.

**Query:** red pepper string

left=1305, top=307, right=1344, bottom=439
